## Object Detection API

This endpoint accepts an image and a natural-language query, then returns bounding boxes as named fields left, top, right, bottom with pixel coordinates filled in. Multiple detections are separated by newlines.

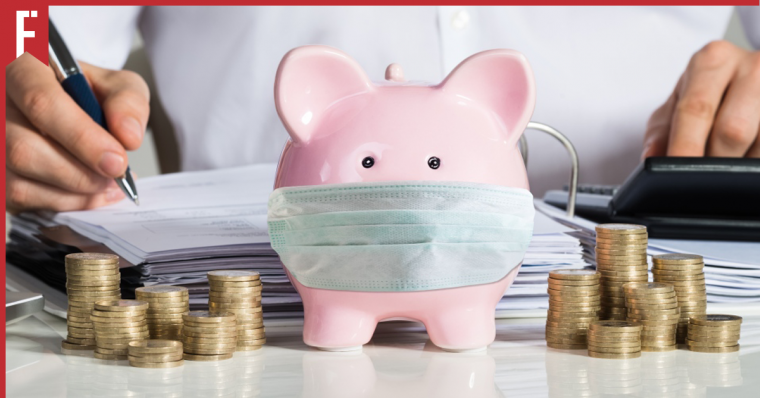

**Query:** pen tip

left=134, top=198, right=140, bottom=206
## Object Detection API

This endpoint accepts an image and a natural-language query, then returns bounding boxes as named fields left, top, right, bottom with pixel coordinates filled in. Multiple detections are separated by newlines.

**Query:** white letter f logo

left=17, top=10, right=38, bottom=58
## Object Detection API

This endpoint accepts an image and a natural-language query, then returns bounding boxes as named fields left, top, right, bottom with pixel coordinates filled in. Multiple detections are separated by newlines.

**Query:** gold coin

left=207, top=270, right=260, bottom=281
left=596, top=224, right=647, bottom=234
left=68, top=291, right=121, bottom=298
left=237, top=338, right=266, bottom=346
left=94, top=352, right=128, bottom=361
left=130, top=359, right=185, bottom=368
left=93, top=325, right=148, bottom=333
left=90, top=310, right=146, bottom=318
left=238, top=332, right=266, bottom=339
left=651, top=254, right=703, bottom=264
left=182, top=331, right=238, bottom=339
left=65, top=336, right=96, bottom=345
left=65, top=253, right=120, bottom=265
left=94, top=300, right=149, bottom=312
left=182, top=326, right=237, bottom=335
left=90, top=318, right=147, bottom=327
left=182, top=336, right=238, bottom=344
left=127, top=353, right=184, bottom=363
left=652, top=264, right=705, bottom=271
left=96, top=347, right=129, bottom=355
left=184, top=347, right=237, bottom=355
left=183, top=342, right=238, bottom=350
left=136, top=296, right=189, bottom=304
left=127, top=339, right=182, bottom=353
left=209, top=301, right=263, bottom=308
left=61, top=340, right=94, bottom=350
left=587, top=346, right=641, bottom=354
left=587, top=336, right=640, bottom=344
left=623, top=282, right=673, bottom=293
left=208, top=280, right=262, bottom=287
left=686, top=339, right=740, bottom=347
left=688, top=326, right=742, bottom=335
left=589, top=320, right=641, bottom=332
left=595, top=242, right=648, bottom=250
left=146, top=313, right=187, bottom=319
left=546, top=342, right=587, bottom=350
left=548, top=280, right=599, bottom=288
left=546, top=322, right=593, bottom=329
left=687, top=344, right=740, bottom=353
left=183, top=319, right=237, bottom=327
left=183, top=311, right=236, bottom=323
left=689, top=314, right=742, bottom=327
left=183, top=352, right=234, bottom=361
left=651, top=268, right=704, bottom=276
left=587, top=351, right=641, bottom=359
left=135, top=285, right=189, bottom=296
left=548, top=269, right=599, bottom=280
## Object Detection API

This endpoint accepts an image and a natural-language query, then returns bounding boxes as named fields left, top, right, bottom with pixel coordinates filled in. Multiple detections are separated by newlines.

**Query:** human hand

left=6, top=53, right=149, bottom=213
left=643, top=40, right=760, bottom=159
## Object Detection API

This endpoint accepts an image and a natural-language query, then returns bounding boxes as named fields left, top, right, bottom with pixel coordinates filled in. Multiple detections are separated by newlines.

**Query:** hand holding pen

left=5, top=20, right=147, bottom=212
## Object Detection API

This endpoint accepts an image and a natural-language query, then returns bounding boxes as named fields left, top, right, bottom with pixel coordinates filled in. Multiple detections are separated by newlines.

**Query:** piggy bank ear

left=440, top=50, right=535, bottom=145
left=275, top=46, right=373, bottom=143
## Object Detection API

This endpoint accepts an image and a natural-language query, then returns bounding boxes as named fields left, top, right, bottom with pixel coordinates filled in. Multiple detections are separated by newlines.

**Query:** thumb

left=80, top=62, right=150, bottom=151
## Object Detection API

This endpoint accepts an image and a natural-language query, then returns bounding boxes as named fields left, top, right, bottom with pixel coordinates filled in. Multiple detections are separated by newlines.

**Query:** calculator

left=543, top=157, right=760, bottom=241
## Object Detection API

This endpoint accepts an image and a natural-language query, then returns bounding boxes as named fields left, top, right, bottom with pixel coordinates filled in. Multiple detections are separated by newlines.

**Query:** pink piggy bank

left=272, top=45, right=535, bottom=352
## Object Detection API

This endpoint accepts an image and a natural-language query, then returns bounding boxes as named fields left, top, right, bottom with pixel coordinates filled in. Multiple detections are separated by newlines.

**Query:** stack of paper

left=11, top=164, right=589, bottom=319
left=535, top=200, right=760, bottom=305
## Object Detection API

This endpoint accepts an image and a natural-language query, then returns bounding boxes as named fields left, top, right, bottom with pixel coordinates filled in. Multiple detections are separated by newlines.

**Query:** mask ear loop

left=520, top=122, right=579, bottom=218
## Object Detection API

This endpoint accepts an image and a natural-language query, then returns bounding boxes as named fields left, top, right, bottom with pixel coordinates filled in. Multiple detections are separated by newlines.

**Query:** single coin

left=588, top=351, right=642, bottom=359
left=146, top=313, right=187, bottom=319
left=184, top=347, right=237, bottom=355
left=130, top=360, right=185, bottom=368
left=135, top=285, right=189, bottom=297
left=183, top=311, right=236, bottom=323
left=548, top=280, right=599, bottom=288
left=207, top=270, right=260, bottom=281
left=237, top=338, right=266, bottom=346
left=68, top=291, right=121, bottom=299
left=94, top=352, right=128, bottom=361
left=90, top=310, right=146, bottom=318
left=549, top=269, right=600, bottom=280
left=688, top=325, right=742, bottom=334
left=61, top=340, right=94, bottom=350
left=183, top=320, right=237, bottom=328
left=651, top=269, right=704, bottom=276
left=651, top=254, right=704, bottom=264
left=136, top=297, right=189, bottom=305
left=183, top=342, right=238, bottom=351
left=586, top=339, right=641, bottom=348
left=623, top=282, right=673, bottom=293
left=94, top=300, right=149, bottom=312
left=183, top=326, right=237, bottom=335
left=127, top=352, right=184, bottom=363
left=688, top=344, right=740, bottom=353
left=546, top=342, right=587, bottom=350
left=589, top=320, right=642, bottom=332
left=587, top=346, right=641, bottom=354
left=596, top=224, right=647, bottom=234
left=209, top=301, right=263, bottom=308
left=182, top=331, right=238, bottom=339
left=689, top=314, right=742, bottom=327
left=686, top=339, right=740, bottom=348
left=65, top=253, right=119, bottom=265
left=182, top=336, right=238, bottom=344
left=93, top=326, right=148, bottom=334
left=208, top=280, right=262, bottom=288
left=183, top=353, right=234, bottom=361
left=595, top=242, right=648, bottom=250
left=587, top=336, right=640, bottom=344
left=65, top=336, right=96, bottom=345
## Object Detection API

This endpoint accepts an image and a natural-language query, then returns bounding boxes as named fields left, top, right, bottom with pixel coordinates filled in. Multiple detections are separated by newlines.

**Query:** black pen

left=47, top=19, right=139, bottom=206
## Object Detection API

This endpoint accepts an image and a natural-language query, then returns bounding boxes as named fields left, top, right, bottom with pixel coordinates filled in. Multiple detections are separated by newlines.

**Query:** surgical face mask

left=267, top=181, right=534, bottom=292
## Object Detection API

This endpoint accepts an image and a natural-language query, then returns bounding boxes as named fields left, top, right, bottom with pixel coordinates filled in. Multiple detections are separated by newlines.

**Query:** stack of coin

left=64, top=253, right=121, bottom=352
left=91, top=300, right=149, bottom=360
left=652, top=254, right=707, bottom=344
left=545, top=269, right=601, bottom=349
left=182, top=310, right=238, bottom=361
left=207, top=270, right=266, bottom=351
left=135, top=285, right=189, bottom=340
left=587, top=320, right=642, bottom=359
left=128, top=339, right=184, bottom=368
left=686, top=314, right=741, bottom=353
left=623, top=282, right=679, bottom=352
left=595, top=224, right=649, bottom=320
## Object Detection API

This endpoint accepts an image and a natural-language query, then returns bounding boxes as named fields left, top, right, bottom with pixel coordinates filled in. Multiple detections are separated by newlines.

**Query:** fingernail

left=123, top=117, right=144, bottom=143
left=99, top=152, right=126, bottom=177
left=105, top=187, right=125, bottom=202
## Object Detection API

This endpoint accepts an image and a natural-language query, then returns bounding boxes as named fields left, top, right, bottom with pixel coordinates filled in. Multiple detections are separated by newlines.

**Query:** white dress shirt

left=50, top=6, right=760, bottom=195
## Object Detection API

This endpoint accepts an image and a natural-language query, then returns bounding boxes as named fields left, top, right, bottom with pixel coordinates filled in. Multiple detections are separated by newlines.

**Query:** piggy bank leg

left=302, top=302, right=378, bottom=352
left=422, top=306, right=495, bottom=353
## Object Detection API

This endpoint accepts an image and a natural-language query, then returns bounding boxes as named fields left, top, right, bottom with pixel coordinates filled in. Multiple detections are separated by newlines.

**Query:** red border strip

left=1, top=0, right=758, bottom=392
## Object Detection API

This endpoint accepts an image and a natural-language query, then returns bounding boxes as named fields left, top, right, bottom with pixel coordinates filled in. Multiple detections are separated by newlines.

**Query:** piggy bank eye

left=427, top=157, right=440, bottom=170
left=362, top=156, right=375, bottom=168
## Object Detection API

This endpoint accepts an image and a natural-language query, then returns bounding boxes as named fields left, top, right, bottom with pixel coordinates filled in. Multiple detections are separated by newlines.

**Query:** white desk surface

left=6, top=309, right=760, bottom=398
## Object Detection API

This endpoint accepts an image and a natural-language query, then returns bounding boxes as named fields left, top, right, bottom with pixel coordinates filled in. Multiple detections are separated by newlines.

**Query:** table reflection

left=301, top=342, right=503, bottom=398
left=544, top=348, right=743, bottom=398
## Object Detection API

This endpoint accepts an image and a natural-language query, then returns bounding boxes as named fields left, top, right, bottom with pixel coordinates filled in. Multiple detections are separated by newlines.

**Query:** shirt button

left=451, top=10, right=470, bottom=31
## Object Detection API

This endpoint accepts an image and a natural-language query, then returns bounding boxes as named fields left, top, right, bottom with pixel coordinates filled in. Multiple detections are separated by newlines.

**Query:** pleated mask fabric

left=268, top=181, right=534, bottom=292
